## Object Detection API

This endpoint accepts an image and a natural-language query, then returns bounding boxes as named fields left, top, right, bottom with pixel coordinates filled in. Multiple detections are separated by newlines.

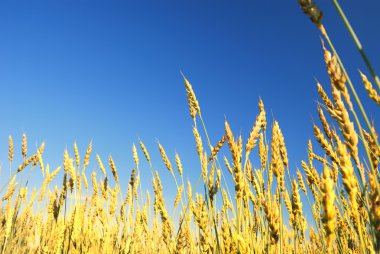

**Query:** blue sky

left=0, top=1, right=379, bottom=214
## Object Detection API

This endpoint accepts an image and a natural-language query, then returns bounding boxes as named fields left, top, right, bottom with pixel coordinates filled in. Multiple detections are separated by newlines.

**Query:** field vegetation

left=0, top=1, right=379, bottom=253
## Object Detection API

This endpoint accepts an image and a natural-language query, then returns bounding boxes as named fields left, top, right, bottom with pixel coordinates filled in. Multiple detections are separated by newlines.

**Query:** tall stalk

left=332, top=0, right=380, bottom=91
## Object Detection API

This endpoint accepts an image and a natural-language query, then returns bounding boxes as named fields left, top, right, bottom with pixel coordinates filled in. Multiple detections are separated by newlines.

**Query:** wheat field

left=0, top=1, right=380, bottom=253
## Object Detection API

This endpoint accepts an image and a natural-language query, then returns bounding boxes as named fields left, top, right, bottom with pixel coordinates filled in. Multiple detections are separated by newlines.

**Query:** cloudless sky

left=0, top=1, right=379, bottom=218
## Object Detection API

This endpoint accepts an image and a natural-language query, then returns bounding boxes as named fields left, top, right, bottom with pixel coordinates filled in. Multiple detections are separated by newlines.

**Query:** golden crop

left=0, top=1, right=379, bottom=253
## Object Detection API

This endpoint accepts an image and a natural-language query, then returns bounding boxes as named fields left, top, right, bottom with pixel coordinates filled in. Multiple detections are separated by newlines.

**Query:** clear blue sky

left=0, top=1, right=379, bottom=210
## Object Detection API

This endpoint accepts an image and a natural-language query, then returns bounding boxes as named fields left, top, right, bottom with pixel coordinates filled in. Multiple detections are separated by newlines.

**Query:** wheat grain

left=108, top=155, right=119, bottom=184
left=96, top=154, right=106, bottom=176
left=132, top=143, right=139, bottom=168
left=74, top=143, right=80, bottom=168
left=139, top=139, right=151, bottom=163
left=321, top=165, right=336, bottom=252
left=83, top=142, right=92, bottom=168
left=22, top=133, right=27, bottom=159
left=8, top=136, right=14, bottom=163
left=181, top=73, right=201, bottom=119
left=360, top=71, right=380, bottom=106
